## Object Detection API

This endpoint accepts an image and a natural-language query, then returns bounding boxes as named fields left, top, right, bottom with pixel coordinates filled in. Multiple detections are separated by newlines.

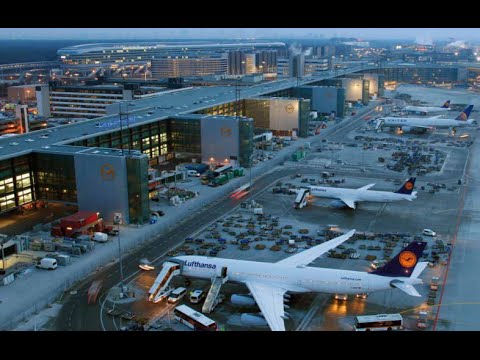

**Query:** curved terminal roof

left=58, top=41, right=286, bottom=55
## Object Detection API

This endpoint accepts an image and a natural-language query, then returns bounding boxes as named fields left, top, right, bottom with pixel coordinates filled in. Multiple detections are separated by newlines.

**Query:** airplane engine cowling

left=231, top=294, right=257, bottom=307
left=402, top=126, right=412, bottom=132
left=240, top=313, right=269, bottom=327
left=330, top=200, right=347, bottom=208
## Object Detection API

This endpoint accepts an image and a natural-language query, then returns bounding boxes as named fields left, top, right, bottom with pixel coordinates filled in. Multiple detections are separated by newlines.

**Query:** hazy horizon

left=1, top=28, right=479, bottom=42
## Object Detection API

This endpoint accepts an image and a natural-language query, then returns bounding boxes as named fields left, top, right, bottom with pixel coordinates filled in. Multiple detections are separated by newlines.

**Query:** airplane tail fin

left=441, top=100, right=451, bottom=109
left=455, top=105, right=474, bottom=121
left=371, top=241, right=427, bottom=278
left=395, top=177, right=416, bottom=195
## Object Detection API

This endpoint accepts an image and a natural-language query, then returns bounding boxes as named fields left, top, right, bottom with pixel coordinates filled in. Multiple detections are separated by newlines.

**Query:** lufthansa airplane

left=295, top=177, right=417, bottom=209
left=403, top=100, right=451, bottom=115
left=170, top=231, right=427, bottom=331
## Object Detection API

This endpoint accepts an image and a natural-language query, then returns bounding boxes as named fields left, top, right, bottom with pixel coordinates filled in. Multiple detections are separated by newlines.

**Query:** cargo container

left=52, top=211, right=101, bottom=237
left=233, top=168, right=245, bottom=177
left=184, top=163, right=209, bottom=174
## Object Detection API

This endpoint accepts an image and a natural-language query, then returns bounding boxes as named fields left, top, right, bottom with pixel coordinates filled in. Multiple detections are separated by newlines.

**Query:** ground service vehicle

left=190, top=289, right=205, bottom=304
left=36, top=258, right=58, bottom=270
left=167, top=287, right=187, bottom=303
left=173, top=304, right=217, bottom=331
left=353, top=313, right=403, bottom=331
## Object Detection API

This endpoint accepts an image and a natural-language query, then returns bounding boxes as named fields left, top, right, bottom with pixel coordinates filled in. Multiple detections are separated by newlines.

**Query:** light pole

left=113, top=216, right=125, bottom=296
left=249, top=153, right=254, bottom=186
left=1, top=243, right=5, bottom=271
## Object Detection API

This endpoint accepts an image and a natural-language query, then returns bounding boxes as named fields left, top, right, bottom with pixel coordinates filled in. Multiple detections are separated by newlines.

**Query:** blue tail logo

left=372, top=241, right=427, bottom=277
left=456, top=105, right=473, bottom=121
left=441, top=100, right=450, bottom=108
left=395, top=177, right=416, bottom=194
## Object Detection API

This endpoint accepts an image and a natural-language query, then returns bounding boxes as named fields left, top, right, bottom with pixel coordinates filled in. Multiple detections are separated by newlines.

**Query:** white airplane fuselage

left=308, top=186, right=415, bottom=204
left=176, top=256, right=422, bottom=294
left=403, top=106, right=450, bottom=114
left=382, top=116, right=474, bottom=129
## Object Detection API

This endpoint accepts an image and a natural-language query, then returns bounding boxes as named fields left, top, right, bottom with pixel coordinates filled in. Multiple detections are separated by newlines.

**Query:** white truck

left=36, top=258, right=58, bottom=270
left=92, top=232, right=108, bottom=243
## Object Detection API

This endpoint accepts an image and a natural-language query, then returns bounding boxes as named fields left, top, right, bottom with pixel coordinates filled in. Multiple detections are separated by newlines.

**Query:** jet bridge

left=202, top=266, right=228, bottom=314
left=148, top=261, right=181, bottom=303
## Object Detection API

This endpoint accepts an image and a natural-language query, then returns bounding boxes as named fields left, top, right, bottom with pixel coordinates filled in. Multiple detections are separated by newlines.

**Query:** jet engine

left=231, top=294, right=257, bottom=307
left=240, top=313, right=269, bottom=327
left=330, top=200, right=348, bottom=208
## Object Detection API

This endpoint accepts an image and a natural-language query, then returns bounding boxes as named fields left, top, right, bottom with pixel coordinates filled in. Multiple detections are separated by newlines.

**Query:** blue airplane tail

left=455, top=105, right=474, bottom=121
left=371, top=241, right=427, bottom=277
left=395, top=177, right=416, bottom=195
left=441, top=100, right=451, bottom=108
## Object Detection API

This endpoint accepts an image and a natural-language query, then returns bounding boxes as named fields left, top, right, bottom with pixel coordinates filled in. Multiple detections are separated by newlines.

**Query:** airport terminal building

left=57, top=42, right=286, bottom=66
left=0, top=63, right=382, bottom=223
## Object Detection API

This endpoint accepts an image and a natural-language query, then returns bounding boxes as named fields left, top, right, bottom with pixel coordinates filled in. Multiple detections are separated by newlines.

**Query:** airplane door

left=215, top=266, right=228, bottom=278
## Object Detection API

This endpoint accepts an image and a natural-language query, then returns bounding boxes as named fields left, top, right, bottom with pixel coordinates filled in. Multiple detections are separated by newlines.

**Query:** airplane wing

left=410, top=125, right=434, bottom=129
left=276, top=229, right=356, bottom=267
left=339, top=197, right=356, bottom=209
left=357, top=183, right=375, bottom=191
left=428, top=115, right=443, bottom=119
left=245, top=281, right=287, bottom=331
left=390, top=280, right=421, bottom=297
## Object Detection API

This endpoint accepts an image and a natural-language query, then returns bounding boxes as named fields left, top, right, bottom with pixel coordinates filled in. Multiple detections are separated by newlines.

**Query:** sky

left=0, top=28, right=479, bottom=41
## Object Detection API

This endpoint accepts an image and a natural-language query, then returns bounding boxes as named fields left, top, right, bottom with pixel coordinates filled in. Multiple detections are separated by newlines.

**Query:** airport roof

left=171, top=114, right=253, bottom=122
left=0, top=64, right=372, bottom=162
left=57, top=42, right=286, bottom=55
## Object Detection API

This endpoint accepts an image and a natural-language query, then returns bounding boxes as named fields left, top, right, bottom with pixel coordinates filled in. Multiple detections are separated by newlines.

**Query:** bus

left=213, top=164, right=233, bottom=177
left=173, top=305, right=218, bottom=331
left=353, top=313, right=403, bottom=331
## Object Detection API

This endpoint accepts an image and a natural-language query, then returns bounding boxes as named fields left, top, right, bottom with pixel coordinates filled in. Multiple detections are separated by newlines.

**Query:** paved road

left=434, top=134, right=480, bottom=330
left=55, top=103, right=380, bottom=330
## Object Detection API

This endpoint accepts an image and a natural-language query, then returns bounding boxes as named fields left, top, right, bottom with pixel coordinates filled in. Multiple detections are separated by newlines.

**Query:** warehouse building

left=296, top=86, right=346, bottom=117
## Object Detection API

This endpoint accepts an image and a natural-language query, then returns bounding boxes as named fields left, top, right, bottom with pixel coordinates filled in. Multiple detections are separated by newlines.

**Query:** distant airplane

left=403, top=100, right=451, bottom=115
left=165, top=232, right=427, bottom=331
left=294, top=177, right=417, bottom=210
left=376, top=105, right=475, bottom=134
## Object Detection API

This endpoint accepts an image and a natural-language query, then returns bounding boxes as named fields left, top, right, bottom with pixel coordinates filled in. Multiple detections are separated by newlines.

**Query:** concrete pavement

left=52, top=103, right=380, bottom=331
left=434, top=134, right=480, bottom=330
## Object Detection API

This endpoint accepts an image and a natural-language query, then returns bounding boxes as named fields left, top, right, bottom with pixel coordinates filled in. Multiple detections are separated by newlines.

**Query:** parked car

left=187, top=170, right=200, bottom=177
left=422, top=229, right=436, bottom=237
left=167, top=287, right=187, bottom=303
left=190, top=289, right=205, bottom=304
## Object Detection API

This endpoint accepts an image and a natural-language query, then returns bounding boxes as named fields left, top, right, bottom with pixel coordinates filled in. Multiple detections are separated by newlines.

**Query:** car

left=371, top=259, right=387, bottom=269
left=190, top=289, right=205, bottom=304
left=139, top=258, right=155, bottom=270
left=167, top=287, right=187, bottom=303
left=422, top=229, right=437, bottom=237
left=334, top=294, right=348, bottom=301
left=156, top=286, right=174, bottom=302
left=355, top=293, right=368, bottom=299
left=139, top=263, right=155, bottom=271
